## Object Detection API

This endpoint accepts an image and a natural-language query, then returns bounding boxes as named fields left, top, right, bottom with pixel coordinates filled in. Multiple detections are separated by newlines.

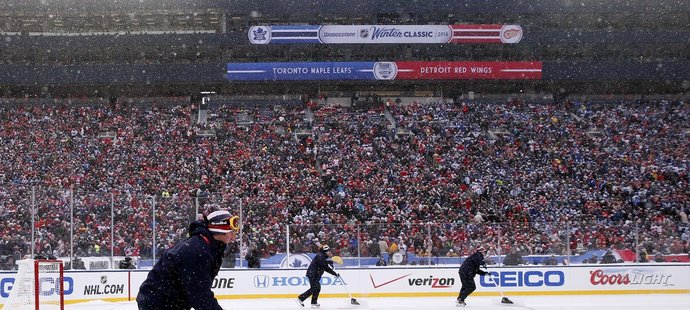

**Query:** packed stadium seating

left=0, top=98, right=687, bottom=269
left=0, top=0, right=688, bottom=270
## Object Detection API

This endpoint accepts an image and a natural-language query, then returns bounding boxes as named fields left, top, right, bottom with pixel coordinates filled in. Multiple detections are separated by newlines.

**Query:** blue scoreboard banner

left=226, top=61, right=542, bottom=81
left=226, top=62, right=398, bottom=81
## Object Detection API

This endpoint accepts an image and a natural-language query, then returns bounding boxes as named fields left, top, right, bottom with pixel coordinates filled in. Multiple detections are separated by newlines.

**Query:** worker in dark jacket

left=119, top=256, right=136, bottom=269
left=456, top=246, right=488, bottom=307
left=137, top=210, right=239, bottom=310
left=296, top=245, right=339, bottom=308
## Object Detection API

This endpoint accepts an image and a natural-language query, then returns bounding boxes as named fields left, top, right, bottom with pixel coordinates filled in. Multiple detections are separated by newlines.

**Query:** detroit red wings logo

left=502, top=28, right=521, bottom=40
left=500, top=25, right=523, bottom=43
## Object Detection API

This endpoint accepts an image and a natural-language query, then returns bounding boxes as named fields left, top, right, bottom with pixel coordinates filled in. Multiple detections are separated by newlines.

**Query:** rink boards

left=1, top=264, right=689, bottom=306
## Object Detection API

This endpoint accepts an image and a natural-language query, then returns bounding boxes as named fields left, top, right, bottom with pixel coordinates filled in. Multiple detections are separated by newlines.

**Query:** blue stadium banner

left=226, top=62, right=398, bottom=81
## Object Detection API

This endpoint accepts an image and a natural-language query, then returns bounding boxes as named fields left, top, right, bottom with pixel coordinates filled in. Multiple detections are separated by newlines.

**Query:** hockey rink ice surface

left=35, top=294, right=690, bottom=310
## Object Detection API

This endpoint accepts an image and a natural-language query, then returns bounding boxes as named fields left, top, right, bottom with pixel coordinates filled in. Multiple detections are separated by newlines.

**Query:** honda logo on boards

left=252, top=275, right=345, bottom=288
left=254, top=275, right=269, bottom=288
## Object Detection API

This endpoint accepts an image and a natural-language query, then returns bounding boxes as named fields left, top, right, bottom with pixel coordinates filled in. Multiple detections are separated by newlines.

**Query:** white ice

left=59, top=294, right=690, bottom=310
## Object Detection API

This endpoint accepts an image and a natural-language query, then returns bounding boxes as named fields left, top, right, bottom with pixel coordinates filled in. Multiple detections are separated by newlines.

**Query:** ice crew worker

left=296, top=244, right=339, bottom=308
left=137, top=210, right=239, bottom=310
left=456, top=246, right=489, bottom=307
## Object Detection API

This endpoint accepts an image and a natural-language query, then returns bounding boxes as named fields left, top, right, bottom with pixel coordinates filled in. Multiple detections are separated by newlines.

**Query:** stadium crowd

left=0, top=98, right=688, bottom=269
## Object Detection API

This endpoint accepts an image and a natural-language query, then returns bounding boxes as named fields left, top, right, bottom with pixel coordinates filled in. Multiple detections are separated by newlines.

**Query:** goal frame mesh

left=3, top=259, right=64, bottom=310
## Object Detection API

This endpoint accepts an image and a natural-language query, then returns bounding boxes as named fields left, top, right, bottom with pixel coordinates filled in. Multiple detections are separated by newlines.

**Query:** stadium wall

left=1, top=265, right=688, bottom=307
left=5, top=0, right=685, bottom=14
left=0, top=63, right=221, bottom=85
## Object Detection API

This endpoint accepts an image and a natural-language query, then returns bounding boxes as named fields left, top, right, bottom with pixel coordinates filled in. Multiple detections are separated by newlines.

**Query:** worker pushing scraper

left=456, top=246, right=513, bottom=307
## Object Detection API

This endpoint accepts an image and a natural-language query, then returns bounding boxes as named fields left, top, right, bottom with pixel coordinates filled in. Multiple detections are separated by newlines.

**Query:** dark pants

left=457, top=271, right=476, bottom=301
left=298, top=276, right=321, bottom=305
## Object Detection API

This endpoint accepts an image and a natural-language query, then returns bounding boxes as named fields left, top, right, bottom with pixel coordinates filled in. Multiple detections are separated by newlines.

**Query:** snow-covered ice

left=58, top=294, right=690, bottom=310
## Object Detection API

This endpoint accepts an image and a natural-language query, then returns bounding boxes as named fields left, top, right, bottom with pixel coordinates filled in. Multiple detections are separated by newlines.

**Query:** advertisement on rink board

left=0, top=271, right=130, bottom=302
left=1, top=265, right=688, bottom=306
left=586, top=267, right=676, bottom=287
left=108, top=265, right=690, bottom=298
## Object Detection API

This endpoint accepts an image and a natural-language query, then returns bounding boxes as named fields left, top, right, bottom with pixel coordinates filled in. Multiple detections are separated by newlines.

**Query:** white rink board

left=1, top=264, right=689, bottom=307
left=13, top=295, right=690, bottom=310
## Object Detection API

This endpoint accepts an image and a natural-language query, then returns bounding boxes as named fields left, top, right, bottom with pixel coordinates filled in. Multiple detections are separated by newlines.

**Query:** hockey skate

left=295, top=298, right=304, bottom=307
left=311, top=303, right=321, bottom=308
left=456, top=299, right=466, bottom=307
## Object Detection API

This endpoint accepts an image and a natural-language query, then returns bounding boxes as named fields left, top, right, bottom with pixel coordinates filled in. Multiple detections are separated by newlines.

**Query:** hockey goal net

left=2, top=259, right=64, bottom=310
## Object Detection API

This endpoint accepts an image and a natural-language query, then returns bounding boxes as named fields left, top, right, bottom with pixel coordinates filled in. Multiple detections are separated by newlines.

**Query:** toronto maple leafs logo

left=252, top=27, right=267, bottom=40
left=248, top=26, right=271, bottom=44
left=280, top=253, right=312, bottom=268
left=291, top=258, right=307, bottom=268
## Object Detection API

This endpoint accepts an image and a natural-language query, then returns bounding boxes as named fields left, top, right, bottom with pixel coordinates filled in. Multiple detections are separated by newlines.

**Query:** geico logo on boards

left=212, top=277, right=235, bottom=289
left=264, top=276, right=345, bottom=287
left=589, top=269, right=672, bottom=286
left=407, top=276, right=455, bottom=288
left=0, top=277, right=75, bottom=298
left=83, top=284, right=125, bottom=295
left=480, top=271, right=565, bottom=287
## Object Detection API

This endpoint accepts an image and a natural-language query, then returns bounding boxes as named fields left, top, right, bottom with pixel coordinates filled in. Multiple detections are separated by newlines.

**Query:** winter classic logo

left=373, top=62, right=398, bottom=80
left=248, top=26, right=271, bottom=44
left=500, top=25, right=523, bottom=44
left=589, top=269, right=672, bottom=286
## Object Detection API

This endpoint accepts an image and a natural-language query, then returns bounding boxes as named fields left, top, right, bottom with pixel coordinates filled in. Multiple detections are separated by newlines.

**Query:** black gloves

left=477, top=269, right=488, bottom=276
